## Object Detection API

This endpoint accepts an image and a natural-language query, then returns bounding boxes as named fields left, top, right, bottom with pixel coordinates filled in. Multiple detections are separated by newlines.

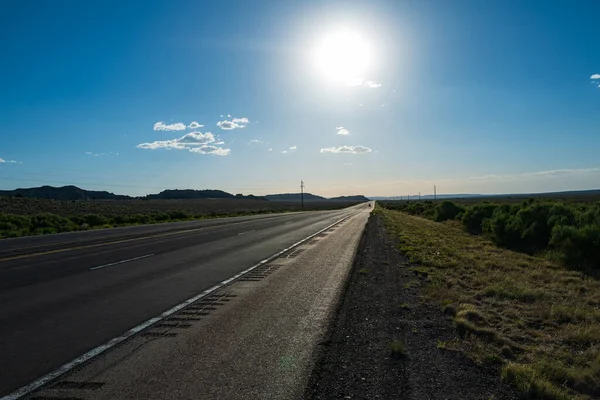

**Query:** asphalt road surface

left=0, top=204, right=368, bottom=397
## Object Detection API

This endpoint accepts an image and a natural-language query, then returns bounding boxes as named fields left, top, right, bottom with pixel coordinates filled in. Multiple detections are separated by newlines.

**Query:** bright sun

left=313, top=30, right=372, bottom=85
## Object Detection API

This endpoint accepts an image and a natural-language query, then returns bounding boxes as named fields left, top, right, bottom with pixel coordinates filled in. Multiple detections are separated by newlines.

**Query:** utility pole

left=300, top=180, right=304, bottom=209
left=418, top=192, right=421, bottom=201
left=434, top=185, right=437, bottom=201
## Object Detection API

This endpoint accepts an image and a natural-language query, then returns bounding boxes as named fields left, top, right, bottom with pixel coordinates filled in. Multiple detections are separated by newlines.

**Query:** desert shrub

left=462, top=203, right=498, bottom=234
left=434, top=201, right=465, bottom=222
left=551, top=225, right=600, bottom=270
left=168, top=210, right=190, bottom=220
left=83, top=214, right=108, bottom=227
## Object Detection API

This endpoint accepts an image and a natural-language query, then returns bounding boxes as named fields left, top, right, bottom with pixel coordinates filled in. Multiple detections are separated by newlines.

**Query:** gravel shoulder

left=305, top=214, right=521, bottom=400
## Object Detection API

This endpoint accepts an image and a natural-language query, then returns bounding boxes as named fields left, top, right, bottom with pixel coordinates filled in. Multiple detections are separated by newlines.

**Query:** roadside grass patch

left=375, top=205, right=600, bottom=399
left=358, top=268, right=369, bottom=275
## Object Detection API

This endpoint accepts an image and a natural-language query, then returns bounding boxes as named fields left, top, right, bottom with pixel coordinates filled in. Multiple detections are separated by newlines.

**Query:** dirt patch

left=305, top=214, right=520, bottom=400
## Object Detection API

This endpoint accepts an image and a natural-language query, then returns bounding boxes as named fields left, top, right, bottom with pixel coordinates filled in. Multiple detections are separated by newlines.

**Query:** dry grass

left=375, top=205, right=600, bottom=400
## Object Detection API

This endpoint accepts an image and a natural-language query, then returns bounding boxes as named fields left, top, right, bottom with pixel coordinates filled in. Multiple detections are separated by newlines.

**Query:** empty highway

left=0, top=204, right=367, bottom=397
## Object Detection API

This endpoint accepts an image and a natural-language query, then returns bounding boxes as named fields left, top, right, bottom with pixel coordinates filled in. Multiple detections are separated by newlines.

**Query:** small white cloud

left=153, top=121, right=187, bottom=131
left=138, top=132, right=229, bottom=155
left=289, top=145, right=297, bottom=151
left=591, top=74, right=600, bottom=79
left=138, top=132, right=216, bottom=149
left=217, top=117, right=249, bottom=130
left=320, top=145, right=372, bottom=154
left=281, top=150, right=287, bottom=154
left=0, top=157, right=21, bottom=163
left=248, top=139, right=262, bottom=145
left=336, top=127, right=350, bottom=135
left=188, top=121, right=204, bottom=129
left=268, top=148, right=273, bottom=152
left=364, top=80, right=382, bottom=88
left=85, top=151, right=118, bottom=157
left=189, top=145, right=231, bottom=156
left=346, top=78, right=382, bottom=88
left=227, top=114, right=232, bottom=118
left=358, top=104, right=363, bottom=107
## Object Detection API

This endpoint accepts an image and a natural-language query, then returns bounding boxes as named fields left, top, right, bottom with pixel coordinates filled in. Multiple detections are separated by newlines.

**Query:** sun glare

left=313, top=30, right=372, bottom=85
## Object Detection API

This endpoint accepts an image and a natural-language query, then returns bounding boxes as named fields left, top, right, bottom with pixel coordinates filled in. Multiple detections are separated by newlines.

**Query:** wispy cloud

left=268, top=148, right=273, bottom=152
left=363, top=80, right=382, bottom=88
left=347, top=79, right=382, bottom=88
left=0, top=157, right=21, bottom=164
left=153, top=121, right=187, bottom=131
left=248, top=139, right=262, bottom=145
left=591, top=74, right=600, bottom=87
left=468, top=167, right=600, bottom=181
left=188, top=121, right=204, bottom=129
left=85, top=151, right=119, bottom=157
left=189, top=146, right=231, bottom=156
left=217, top=117, right=249, bottom=130
left=320, top=145, right=372, bottom=154
left=289, top=145, right=297, bottom=151
left=336, top=126, right=350, bottom=135
left=137, top=132, right=230, bottom=156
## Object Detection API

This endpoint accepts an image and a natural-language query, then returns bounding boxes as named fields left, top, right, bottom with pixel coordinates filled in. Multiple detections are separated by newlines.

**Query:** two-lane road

left=0, top=204, right=367, bottom=396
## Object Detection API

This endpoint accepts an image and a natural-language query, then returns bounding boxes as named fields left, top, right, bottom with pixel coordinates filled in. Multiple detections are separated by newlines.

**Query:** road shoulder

left=305, top=214, right=520, bottom=400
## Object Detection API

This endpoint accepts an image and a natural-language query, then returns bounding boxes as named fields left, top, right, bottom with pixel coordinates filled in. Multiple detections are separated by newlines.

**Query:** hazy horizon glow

left=1, top=0, right=600, bottom=198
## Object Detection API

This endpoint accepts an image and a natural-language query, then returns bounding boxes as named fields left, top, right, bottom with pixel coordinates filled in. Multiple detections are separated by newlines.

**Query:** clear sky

left=1, top=0, right=600, bottom=197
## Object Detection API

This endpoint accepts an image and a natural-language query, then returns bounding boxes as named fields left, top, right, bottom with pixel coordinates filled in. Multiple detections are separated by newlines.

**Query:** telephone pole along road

left=0, top=203, right=371, bottom=399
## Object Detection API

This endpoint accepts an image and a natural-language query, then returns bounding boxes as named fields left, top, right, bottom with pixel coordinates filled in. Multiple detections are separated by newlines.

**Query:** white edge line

left=1, top=212, right=357, bottom=400
left=90, top=254, right=155, bottom=271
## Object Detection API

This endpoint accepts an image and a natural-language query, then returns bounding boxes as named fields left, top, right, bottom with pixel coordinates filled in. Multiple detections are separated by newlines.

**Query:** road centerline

left=89, top=254, right=155, bottom=271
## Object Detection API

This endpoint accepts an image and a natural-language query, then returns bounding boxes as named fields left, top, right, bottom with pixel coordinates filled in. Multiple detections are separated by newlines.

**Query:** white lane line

left=1, top=211, right=360, bottom=400
left=237, top=230, right=256, bottom=236
left=89, top=254, right=155, bottom=271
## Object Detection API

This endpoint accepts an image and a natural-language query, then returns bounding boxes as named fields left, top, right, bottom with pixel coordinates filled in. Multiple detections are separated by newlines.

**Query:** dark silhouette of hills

left=0, top=185, right=130, bottom=200
left=264, top=193, right=326, bottom=201
left=0, top=185, right=367, bottom=202
left=146, top=189, right=235, bottom=200
left=329, top=195, right=370, bottom=202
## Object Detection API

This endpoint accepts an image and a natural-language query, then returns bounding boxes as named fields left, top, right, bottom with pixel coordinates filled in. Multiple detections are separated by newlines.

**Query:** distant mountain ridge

left=369, top=189, right=600, bottom=201
left=0, top=185, right=369, bottom=202
left=0, top=185, right=130, bottom=201
left=264, top=193, right=369, bottom=202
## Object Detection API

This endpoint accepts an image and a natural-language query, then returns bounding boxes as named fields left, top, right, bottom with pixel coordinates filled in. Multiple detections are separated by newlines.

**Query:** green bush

left=550, top=225, right=600, bottom=270
left=84, top=214, right=108, bottom=227
left=462, top=203, right=498, bottom=234
left=434, top=201, right=465, bottom=222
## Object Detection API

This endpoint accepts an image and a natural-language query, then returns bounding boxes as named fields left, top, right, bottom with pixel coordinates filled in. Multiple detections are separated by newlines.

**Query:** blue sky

left=1, top=0, right=600, bottom=197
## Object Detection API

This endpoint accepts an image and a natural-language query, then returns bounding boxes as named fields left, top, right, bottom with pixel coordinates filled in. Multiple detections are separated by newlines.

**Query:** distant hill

left=265, top=193, right=327, bottom=201
left=329, top=195, right=370, bottom=202
left=265, top=193, right=368, bottom=202
left=0, top=185, right=131, bottom=200
left=146, top=189, right=235, bottom=200
left=370, top=189, right=600, bottom=201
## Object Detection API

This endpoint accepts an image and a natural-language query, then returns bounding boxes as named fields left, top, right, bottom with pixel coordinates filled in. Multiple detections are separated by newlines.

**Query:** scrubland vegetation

left=0, top=197, right=358, bottom=238
left=375, top=201, right=600, bottom=399
left=379, top=198, right=600, bottom=274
